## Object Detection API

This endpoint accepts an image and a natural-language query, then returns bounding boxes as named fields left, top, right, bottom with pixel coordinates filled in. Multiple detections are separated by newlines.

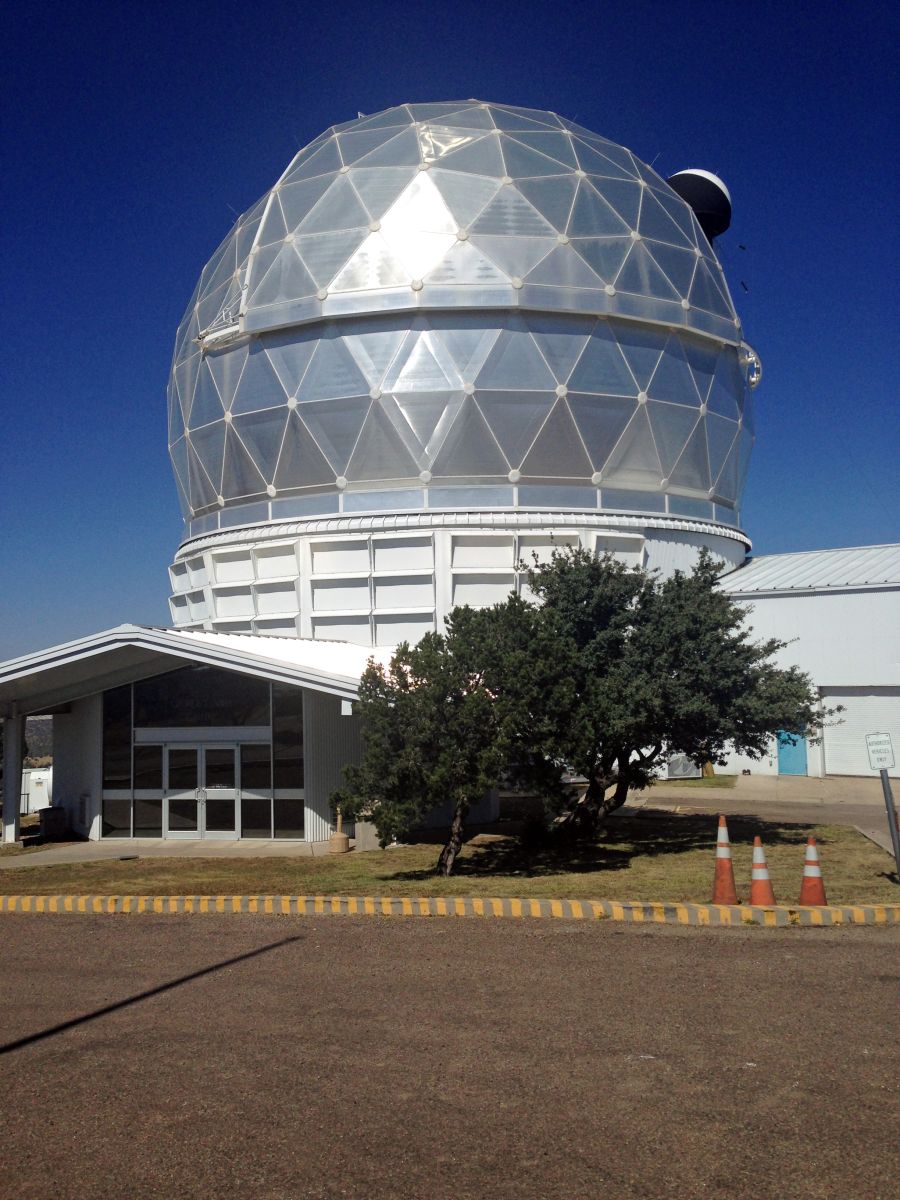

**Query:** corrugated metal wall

left=303, top=689, right=363, bottom=842
left=822, top=688, right=900, bottom=778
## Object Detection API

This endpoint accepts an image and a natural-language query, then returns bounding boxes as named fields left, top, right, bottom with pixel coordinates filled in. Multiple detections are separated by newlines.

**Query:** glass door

left=164, top=744, right=239, bottom=838
left=201, top=745, right=238, bottom=839
left=165, top=745, right=200, bottom=837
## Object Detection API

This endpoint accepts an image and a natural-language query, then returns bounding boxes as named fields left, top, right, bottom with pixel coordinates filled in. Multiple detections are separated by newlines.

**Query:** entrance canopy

left=0, top=625, right=394, bottom=716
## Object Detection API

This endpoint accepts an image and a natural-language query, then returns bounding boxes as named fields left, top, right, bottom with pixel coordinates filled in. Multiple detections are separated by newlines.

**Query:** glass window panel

left=168, top=748, right=198, bottom=791
left=427, top=486, right=514, bottom=507
left=102, top=685, right=131, bottom=789
left=205, top=748, right=236, bottom=789
left=668, top=496, right=715, bottom=519
left=241, top=796, right=272, bottom=838
left=241, top=743, right=272, bottom=790
left=169, top=794, right=198, bottom=832
left=102, top=797, right=131, bottom=838
left=273, top=685, right=304, bottom=789
left=518, top=485, right=596, bottom=507
left=133, top=797, right=162, bottom=838
left=135, top=666, right=270, bottom=728
left=205, top=796, right=235, bottom=832
left=274, top=798, right=305, bottom=839
left=520, top=399, right=592, bottom=478
left=602, top=487, right=666, bottom=513
left=133, top=745, right=163, bottom=790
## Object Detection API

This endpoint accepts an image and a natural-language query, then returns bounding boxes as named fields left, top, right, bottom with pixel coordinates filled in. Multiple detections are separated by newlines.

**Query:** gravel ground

left=1, top=916, right=898, bottom=1200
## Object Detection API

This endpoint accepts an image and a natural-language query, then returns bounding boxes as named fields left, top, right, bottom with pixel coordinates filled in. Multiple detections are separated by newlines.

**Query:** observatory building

left=3, top=102, right=894, bottom=848
left=165, top=101, right=758, bottom=645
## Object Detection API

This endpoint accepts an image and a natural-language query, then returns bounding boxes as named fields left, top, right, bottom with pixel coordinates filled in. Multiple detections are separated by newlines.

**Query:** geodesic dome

left=169, top=101, right=755, bottom=534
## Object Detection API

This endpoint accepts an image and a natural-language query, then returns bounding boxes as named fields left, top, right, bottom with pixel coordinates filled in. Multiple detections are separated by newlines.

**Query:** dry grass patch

left=0, top=811, right=895, bottom=905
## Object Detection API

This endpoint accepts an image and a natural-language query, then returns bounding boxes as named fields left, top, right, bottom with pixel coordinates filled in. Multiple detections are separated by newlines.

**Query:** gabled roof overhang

left=0, top=625, right=368, bottom=717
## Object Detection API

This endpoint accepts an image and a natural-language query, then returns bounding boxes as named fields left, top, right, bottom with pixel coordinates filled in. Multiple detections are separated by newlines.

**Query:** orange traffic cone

left=798, top=836, right=827, bottom=906
left=712, top=815, right=739, bottom=904
left=749, top=836, right=777, bottom=906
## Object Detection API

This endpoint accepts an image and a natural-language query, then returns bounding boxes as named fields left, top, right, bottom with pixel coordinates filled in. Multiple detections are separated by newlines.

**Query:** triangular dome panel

left=261, top=327, right=318, bottom=397
left=568, top=182, right=631, bottom=237
left=568, top=323, right=635, bottom=395
left=647, top=338, right=701, bottom=406
left=277, top=175, right=334, bottom=231
left=470, top=188, right=557, bottom=237
left=516, top=176, right=579, bottom=230
left=646, top=401, right=700, bottom=476
left=600, top=406, right=662, bottom=484
left=500, top=136, right=570, bottom=179
left=525, top=315, right=593, bottom=382
left=275, top=411, right=336, bottom=490
left=299, top=338, right=369, bottom=402
left=232, top=409, right=289, bottom=483
left=570, top=236, right=632, bottom=283
left=429, top=396, right=510, bottom=476
left=345, top=402, right=421, bottom=480
left=520, top=399, right=592, bottom=478
left=668, top=422, right=711, bottom=491
left=222, top=426, right=267, bottom=498
left=567, top=394, right=636, bottom=470
left=706, top=413, right=739, bottom=482
left=477, top=328, right=557, bottom=390
left=429, top=169, right=502, bottom=227
left=349, top=167, right=418, bottom=220
left=299, top=396, right=372, bottom=474
left=476, top=392, right=555, bottom=468
left=434, top=134, right=506, bottom=177
left=469, top=234, right=556, bottom=277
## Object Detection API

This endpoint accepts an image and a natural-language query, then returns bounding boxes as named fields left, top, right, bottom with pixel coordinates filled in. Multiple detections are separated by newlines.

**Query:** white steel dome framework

left=167, top=101, right=759, bottom=645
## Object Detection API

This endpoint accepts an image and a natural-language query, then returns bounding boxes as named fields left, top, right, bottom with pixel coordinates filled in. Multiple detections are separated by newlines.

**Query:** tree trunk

left=602, top=768, right=631, bottom=816
left=437, top=794, right=468, bottom=876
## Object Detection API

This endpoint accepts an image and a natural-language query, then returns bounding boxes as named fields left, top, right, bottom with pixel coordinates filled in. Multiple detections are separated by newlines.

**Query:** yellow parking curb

left=0, top=894, right=897, bottom=925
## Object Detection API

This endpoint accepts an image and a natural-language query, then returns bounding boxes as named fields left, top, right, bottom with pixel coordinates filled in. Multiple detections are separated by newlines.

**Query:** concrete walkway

left=634, top=773, right=898, bottom=856
left=1, top=838, right=333, bottom=871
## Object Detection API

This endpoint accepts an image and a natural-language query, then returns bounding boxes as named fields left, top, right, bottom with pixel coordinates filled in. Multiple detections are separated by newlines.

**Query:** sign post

left=866, top=733, right=899, bottom=881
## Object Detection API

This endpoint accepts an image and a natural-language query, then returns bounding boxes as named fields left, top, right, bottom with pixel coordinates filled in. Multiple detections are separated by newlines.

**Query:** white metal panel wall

left=303, top=688, right=363, bottom=841
left=821, top=689, right=900, bottom=778
left=52, top=695, right=103, bottom=838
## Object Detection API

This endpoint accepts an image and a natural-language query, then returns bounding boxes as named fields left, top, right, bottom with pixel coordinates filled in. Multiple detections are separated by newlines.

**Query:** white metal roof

left=720, top=543, right=900, bottom=595
left=0, top=625, right=396, bottom=716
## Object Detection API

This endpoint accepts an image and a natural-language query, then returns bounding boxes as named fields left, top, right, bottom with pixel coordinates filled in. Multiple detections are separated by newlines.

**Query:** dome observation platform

left=167, top=101, right=758, bottom=645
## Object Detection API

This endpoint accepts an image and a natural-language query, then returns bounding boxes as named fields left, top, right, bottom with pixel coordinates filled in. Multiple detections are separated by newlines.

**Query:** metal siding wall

left=51, top=695, right=102, bottom=838
left=303, top=689, right=363, bottom=842
left=822, top=689, right=900, bottom=778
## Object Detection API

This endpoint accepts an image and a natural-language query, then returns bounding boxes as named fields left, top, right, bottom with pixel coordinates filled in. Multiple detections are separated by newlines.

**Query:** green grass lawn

left=0, top=811, right=895, bottom=904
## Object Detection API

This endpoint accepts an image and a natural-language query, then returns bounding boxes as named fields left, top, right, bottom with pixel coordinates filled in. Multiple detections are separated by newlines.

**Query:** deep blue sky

left=2, top=0, right=898, bottom=659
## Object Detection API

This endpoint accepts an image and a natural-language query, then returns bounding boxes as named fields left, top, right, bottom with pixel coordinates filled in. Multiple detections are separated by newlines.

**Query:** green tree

left=333, top=599, right=563, bottom=876
left=514, top=548, right=829, bottom=831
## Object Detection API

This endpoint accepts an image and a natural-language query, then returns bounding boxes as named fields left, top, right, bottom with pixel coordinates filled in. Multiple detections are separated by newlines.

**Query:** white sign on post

left=865, top=732, right=895, bottom=771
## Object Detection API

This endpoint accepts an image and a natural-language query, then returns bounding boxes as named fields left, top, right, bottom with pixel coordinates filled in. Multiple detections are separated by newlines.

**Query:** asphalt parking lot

left=1, top=916, right=898, bottom=1199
